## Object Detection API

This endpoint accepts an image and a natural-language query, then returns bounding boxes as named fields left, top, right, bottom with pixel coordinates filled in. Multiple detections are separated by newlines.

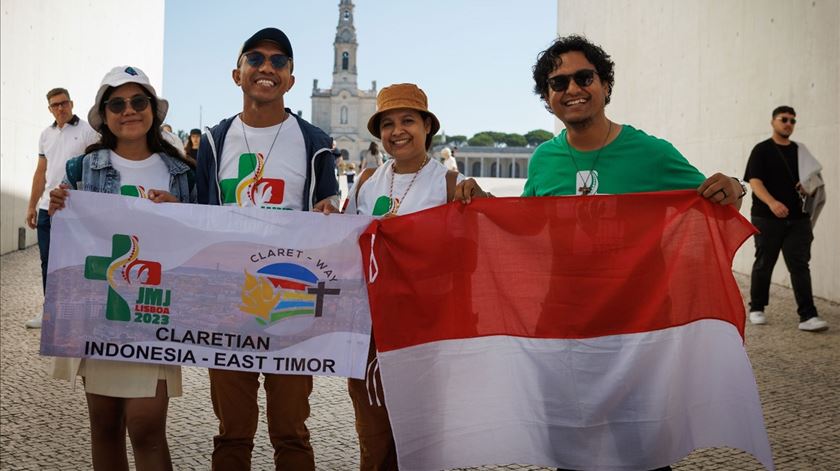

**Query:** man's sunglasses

left=547, top=69, right=598, bottom=92
left=243, top=51, right=291, bottom=70
left=104, top=95, right=151, bottom=114
left=777, top=117, right=797, bottom=124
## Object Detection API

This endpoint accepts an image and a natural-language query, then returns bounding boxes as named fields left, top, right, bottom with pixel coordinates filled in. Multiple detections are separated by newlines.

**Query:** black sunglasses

left=777, top=116, right=797, bottom=124
left=547, top=69, right=598, bottom=92
left=104, top=95, right=151, bottom=114
left=243, top=51, right=291, bottom=70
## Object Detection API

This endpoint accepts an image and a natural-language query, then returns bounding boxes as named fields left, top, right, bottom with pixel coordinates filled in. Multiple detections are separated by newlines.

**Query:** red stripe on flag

left=360, top=190, right=755, bottom=352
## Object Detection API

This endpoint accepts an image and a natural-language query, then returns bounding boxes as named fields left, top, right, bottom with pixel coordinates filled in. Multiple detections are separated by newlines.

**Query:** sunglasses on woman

left=547, top=69, right=598, bottom=92
left=243, top=51, right=291, bottom=70
left=104, top=95, right=151, bottom=114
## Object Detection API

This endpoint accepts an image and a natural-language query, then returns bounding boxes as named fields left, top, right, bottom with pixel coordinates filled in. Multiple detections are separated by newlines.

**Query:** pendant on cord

left=579, top=186, right=592, bottom=195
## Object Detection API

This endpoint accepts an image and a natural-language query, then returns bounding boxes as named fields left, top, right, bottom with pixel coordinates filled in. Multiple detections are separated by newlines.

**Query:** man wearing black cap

left=196, top=27, right=338, bottom=470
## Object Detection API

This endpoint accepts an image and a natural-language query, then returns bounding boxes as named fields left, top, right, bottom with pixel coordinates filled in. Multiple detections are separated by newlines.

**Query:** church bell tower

left=311, top=0, right=378, bottom=162
left=332, top=0, right=358, bottom=90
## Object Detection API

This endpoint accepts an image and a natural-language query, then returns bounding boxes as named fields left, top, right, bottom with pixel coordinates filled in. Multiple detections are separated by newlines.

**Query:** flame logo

left=239, top=270, right=281, bottom=321
left=235, top=153, right=266, bottom=206
left=106, top=235, right=139, bottom=289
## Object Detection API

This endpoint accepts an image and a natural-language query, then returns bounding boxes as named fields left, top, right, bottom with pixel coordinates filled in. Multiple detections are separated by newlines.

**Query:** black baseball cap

left=190, top=128, right=201, bottom=136
left=238, top=28, right=293, bottom=64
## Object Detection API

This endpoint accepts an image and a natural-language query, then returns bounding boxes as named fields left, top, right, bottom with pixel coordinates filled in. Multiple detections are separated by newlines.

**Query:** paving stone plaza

left=1, top=246, right=837, bottom=470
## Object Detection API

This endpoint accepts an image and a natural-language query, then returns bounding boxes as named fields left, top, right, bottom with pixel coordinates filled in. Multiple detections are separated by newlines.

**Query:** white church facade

left=311, top=0, right=378, bottom=164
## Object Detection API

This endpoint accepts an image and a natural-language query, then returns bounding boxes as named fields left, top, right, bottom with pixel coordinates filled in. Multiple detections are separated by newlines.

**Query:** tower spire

left=332, top=0, right=358, bottom=89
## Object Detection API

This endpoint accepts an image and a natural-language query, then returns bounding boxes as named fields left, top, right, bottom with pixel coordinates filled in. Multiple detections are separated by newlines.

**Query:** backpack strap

left=445, top=170, right=460, bottom=202
left=351, top=168, right=377, bottom=212
left=65, top=155, right=84, bottom=189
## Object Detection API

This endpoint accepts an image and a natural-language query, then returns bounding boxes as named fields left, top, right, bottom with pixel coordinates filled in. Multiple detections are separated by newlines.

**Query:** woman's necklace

left=387, top=155, right=430, bottom=215
left=566, top=121, right=612, bottom=195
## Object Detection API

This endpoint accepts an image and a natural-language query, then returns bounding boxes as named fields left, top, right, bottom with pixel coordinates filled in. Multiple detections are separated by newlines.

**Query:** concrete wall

left=1, top=0, right=165, bottom=254
left=557, top=0, right=839, bottom=301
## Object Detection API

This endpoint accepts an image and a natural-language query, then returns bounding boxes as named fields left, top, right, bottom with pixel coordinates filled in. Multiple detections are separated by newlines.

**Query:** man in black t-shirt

left=743, top=105, right=827, bottom=332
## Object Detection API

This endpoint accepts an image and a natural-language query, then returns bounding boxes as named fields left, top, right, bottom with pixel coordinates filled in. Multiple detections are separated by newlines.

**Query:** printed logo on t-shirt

left=219, top=153, right=286, bottom=209
left=121, top=185, right=148, bottom=198
left=575, top=170, right=600, bottom=195
left=372, top=195, right=398, bottom=216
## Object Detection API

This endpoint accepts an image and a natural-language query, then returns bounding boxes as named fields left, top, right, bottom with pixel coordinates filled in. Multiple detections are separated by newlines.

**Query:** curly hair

left=532, top=35, right=615, bottom=108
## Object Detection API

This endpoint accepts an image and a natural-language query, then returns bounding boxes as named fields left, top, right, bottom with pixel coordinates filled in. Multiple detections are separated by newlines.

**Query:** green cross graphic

left=84, top=234, right=134, bottom=321
left=219, top=153, right=258, bottom=204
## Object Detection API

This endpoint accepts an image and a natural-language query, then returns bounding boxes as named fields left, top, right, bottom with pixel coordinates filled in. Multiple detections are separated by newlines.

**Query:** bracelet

left=731, top=177, right=747, bottom=199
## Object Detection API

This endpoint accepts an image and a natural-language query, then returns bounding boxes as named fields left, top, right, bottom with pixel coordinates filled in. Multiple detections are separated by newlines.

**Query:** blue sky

left=163, top=0, right=557, bottom=138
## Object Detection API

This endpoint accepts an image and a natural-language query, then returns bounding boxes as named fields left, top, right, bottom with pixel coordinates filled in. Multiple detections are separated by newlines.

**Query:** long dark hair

left=85, top=85, right=194, bottom=168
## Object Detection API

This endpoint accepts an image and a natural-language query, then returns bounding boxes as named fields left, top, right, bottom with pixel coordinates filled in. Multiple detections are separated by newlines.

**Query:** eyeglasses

left=547, top=69, right=598, bottom=92
left=777, top=116, right=797, bottom=125
left=104, top=95, right=151, bottom=114
left=243, top=51, right=291, bottom=70
left=49, top=100, right=71, bottom=110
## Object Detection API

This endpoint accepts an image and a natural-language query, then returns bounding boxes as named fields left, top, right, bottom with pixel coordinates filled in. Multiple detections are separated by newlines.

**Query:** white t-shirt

left=109, top=151, right=171, bottom=198
left=218, top=115, right=307, bottom=211
left=347, top=158, right=464, bottom=217
left=442, top=156, right=458, bottom=171
left=37, top=117, right=99, bottom=209
left=360, top=150, right=383, bottom=169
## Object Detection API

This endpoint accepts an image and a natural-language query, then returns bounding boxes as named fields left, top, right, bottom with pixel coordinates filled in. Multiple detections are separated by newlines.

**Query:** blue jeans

left=37, top=209, right=50, bottom=293
left=749, top=216, right=817, bottom=322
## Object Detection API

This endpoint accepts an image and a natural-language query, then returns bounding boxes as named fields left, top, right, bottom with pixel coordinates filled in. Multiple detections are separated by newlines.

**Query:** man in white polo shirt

left=25, top=87, right=98, bottom=328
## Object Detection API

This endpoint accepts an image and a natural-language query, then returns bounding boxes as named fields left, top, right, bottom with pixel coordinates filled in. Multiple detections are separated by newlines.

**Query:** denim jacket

left=63, top=149, right=196, bottom=203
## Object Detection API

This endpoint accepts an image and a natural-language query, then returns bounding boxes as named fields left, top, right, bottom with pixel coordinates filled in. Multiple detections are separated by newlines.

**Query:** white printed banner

left=40, top=191, right=373, bottom=379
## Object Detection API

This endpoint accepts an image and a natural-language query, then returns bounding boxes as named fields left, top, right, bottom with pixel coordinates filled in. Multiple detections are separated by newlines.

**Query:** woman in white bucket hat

left=49, top=65, right=194, bottom=471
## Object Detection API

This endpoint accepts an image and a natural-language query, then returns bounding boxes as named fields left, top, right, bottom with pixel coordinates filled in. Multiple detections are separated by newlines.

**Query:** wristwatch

left=731, top=177, right=748, bottom=199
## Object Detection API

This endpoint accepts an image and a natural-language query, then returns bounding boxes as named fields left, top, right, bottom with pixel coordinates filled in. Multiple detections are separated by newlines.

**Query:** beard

left=775, top=128, right=792, bottom=139
left=563, top=115, right=596, bottom=132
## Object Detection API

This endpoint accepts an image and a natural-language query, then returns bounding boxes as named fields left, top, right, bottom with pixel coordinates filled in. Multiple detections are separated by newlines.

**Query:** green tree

left=502, top=133, right=528, bottom=147
left=484, top=131, right=507, bottom=145
left=432, top=135, right=445, bottom=146
left=467, top=134, right=494, bottom=147
left=525, top=129, right=553, bottom=146
left=447, top=135, right=468, bottom=146
left=470, top=132, right=502, bottom=146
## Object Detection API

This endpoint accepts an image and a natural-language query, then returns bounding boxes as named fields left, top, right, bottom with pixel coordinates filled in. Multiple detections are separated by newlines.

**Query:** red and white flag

left=361, top=191, right=774, bottom=471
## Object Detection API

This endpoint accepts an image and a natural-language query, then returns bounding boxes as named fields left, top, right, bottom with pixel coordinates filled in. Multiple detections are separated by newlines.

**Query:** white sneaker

left=749, top=311, right=767, bottom=325
left=24, top=315, right=42, bottom=329
left=798, top=317, right=829, bottom=332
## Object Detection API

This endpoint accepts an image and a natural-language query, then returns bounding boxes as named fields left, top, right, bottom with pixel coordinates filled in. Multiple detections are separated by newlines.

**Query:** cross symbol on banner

left=84, top=234, right=161, bottom=321
left=306, top=281, right=341, bottom=317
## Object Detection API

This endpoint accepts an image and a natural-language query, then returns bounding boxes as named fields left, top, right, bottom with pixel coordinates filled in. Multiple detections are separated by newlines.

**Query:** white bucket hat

left=88, top=66, right=169, bottom=132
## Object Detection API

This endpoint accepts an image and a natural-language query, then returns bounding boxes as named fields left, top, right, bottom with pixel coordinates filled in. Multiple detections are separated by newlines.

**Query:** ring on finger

left=715, top=188, right=727, bottom=200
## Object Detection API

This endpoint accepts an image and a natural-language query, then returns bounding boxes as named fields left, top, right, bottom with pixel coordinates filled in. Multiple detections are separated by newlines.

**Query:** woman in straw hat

left=48, top=65, right=194, bottom=471
left=344, top=83, right=464, bottom=469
